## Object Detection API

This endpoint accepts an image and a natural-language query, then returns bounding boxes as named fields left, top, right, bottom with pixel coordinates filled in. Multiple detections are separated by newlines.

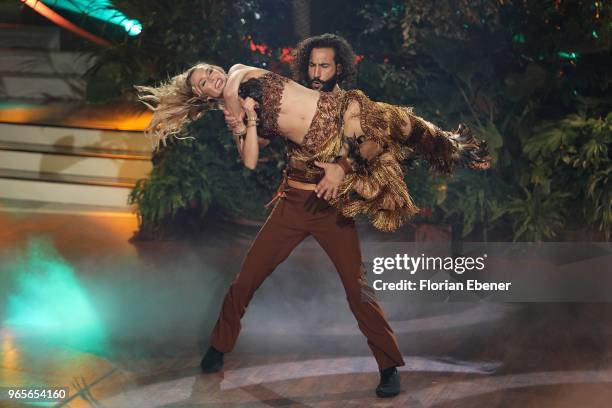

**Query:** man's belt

left=264, top=173, right=318, bottom=209
left=287, top=179, right=317, bottom=190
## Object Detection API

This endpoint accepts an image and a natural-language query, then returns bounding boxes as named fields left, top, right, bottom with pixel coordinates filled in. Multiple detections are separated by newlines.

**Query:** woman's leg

left=210, top=200, right=309, bottom=353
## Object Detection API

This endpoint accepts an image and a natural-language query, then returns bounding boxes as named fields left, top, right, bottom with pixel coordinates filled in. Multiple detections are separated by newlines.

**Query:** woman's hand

left=223, top=97, right=258, bottom=131
left=224, top=104, right=247, bottom=137
left=240, top=97, right=259, bottom=117
left=223, top=109, right=244, bottom=131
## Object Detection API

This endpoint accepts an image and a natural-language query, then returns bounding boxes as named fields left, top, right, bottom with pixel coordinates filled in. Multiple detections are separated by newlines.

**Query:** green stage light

left=3, top=238, right=108, bottom=354
left=41, top=0, right=141, bottom=36
left=558, top=51, right=578, bottom=60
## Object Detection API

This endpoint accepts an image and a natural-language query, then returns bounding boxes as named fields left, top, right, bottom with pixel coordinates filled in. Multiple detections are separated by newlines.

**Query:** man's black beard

left=310, top=74, right=338, bottom=92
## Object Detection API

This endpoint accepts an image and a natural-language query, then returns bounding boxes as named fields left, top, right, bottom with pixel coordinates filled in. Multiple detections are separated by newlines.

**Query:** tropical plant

left=85, top=0, right=290, bottom=238
left=523, top=110, right=612, bottom=239
left=439, top=170, right=511, bottom=240
left=83, top=0, right=611, bottom=241
left=506, top=188, right=570, bottom=242
left=129, top=116, right=279, bottom=238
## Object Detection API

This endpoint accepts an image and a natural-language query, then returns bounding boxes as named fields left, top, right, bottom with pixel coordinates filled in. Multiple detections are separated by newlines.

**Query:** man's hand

left=314, top=161, right=346, bottom=200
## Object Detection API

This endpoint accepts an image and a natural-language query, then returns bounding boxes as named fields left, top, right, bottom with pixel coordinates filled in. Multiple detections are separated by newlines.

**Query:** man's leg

left=310, top=208, right=405, bottom=371
left=210, top=201, right=309, bottom=353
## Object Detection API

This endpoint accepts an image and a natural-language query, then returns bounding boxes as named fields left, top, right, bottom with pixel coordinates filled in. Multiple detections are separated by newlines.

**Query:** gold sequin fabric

left=285, top=88, right=420, bottom=232
left=327, top=90, right=488, bottom=232
left=287, top=91, right=344, bottom=182
left=294, top=91, right=342, bottom=156
left=259, top=72, right=289, bottom=140
left=325, top=90, right=420, bottom=232
left=255, top=77, right=486, bottom=232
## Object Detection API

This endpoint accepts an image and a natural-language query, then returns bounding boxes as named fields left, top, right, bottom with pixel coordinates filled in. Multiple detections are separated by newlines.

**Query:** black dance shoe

left=200, top=345, right=224, bottom=373
left=376, top=366, right=400, bottom=398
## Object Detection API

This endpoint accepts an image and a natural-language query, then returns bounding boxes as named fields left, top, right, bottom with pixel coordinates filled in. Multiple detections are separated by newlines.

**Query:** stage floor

left=1, top=210, right=611, bottom=407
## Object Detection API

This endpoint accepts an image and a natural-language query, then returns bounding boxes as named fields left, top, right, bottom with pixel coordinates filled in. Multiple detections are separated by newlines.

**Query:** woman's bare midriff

left=241, top=70, right=320, bottom=146
left=276, top=81, right=320, bottom=145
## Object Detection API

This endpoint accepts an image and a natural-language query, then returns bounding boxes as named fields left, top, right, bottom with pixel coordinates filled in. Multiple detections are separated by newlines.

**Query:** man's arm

left=313, top=138, right=385, bottom=200
left=314, top=100, right=383, bottom=200
left=335, top=100, right=385, bottom=174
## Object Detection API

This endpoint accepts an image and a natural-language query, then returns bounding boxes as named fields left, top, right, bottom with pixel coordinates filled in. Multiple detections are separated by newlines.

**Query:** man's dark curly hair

left=291, top=33, right=357, bottom=86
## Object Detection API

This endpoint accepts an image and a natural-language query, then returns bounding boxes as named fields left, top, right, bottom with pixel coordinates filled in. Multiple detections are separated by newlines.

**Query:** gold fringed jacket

left=238, top=72, right=489, bottom=232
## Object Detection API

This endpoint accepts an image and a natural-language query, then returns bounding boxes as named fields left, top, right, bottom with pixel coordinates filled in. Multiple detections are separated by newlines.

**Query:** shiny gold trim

left=287, top=179, right=317, bottom=190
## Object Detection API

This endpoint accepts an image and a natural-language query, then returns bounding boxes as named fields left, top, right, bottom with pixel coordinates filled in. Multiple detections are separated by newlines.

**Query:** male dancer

left=203, top=34, right=403, bottom=398
left=291, top=32, right=355, bottom=93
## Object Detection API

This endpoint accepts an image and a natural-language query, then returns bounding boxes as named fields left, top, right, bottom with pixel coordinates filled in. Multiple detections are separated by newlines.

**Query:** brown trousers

left=210, top=185, right=405, bottom=370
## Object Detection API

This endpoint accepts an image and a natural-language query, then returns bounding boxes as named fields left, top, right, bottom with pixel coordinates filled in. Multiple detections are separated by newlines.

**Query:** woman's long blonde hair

left=135, top=63, right=225, bottom=148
